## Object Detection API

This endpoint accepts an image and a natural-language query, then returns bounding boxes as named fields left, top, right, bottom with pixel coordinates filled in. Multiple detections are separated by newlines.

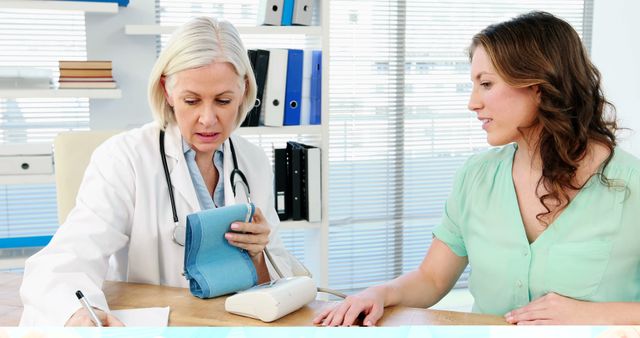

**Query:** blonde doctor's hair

left=147, top=17, right=257, bottom=130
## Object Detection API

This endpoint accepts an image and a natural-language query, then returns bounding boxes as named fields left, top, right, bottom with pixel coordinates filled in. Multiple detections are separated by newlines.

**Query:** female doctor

left=20, top=16, right=294, bottom=326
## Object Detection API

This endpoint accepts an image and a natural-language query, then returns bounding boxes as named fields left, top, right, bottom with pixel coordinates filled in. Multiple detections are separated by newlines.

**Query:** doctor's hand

left=312, top=285, right=387, bottom=326
left=66, top=307, right=125, bottom=327
left=225, top=207, right=270, bottom=258
left=505, top=292, right=598, bottom=325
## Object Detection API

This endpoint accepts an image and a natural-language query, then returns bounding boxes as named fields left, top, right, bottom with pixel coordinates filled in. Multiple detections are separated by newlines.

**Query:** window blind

left=156, top=0, right=591, bottom=291
left=328, top=0, right=591, bottom=292
left=0, top=9, right=89, bottom=250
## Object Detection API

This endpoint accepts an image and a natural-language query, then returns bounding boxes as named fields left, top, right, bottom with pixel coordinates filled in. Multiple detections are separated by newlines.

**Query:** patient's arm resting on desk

left=506, top=294, right=640, bottom=325
left=313, top=238, right=468, bottom=326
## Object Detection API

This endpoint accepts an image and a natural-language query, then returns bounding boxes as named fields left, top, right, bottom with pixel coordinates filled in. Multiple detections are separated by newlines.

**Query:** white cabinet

left=0, top=144, right=54, bottom=185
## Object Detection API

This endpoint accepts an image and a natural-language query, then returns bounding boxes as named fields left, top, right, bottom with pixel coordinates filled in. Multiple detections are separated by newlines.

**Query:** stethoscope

left=159, top=130, right=252, bottom=246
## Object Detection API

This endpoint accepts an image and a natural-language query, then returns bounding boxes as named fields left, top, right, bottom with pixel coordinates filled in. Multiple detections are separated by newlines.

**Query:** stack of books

left=58, top=61, right=116, bottom=89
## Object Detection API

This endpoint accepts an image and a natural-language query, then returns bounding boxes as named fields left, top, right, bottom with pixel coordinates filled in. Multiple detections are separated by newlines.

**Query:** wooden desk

left=0, top=273, right=507, bottom=326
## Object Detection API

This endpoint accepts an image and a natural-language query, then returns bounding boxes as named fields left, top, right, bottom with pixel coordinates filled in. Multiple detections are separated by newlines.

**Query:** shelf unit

left=0, top=1, right=120, bottom=100
left=0, top=175, right=54, bottom=185
left=0, top=1, right=118, bottom=13
left=319, top=0, right=330, bottom=290
left=0, top=89, right=122, bottom=99
left=2, top=0, right=331, bottom=287
left=234, top=125, right=322, bottom=136
left=125, top=24, right=322, bottom=36
left=124, top=6, right=331, bottom=286
left=0, top=4, right=120, bottom=190
left=280, top=220, right=322, bottom=230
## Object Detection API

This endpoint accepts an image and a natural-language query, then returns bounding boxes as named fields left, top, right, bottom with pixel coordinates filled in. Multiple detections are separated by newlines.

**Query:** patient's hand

left=313, top=285, right=387, bottom=326
left=66, top=307, right=125, bottom=327
left=505, top=292, right=597, bottom=325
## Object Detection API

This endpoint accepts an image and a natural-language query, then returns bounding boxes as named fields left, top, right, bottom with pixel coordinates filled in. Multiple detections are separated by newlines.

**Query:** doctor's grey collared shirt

left=182, top=138, right=225, bottom=210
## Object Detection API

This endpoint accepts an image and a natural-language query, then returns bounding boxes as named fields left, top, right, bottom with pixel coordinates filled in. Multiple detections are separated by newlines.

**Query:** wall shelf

left=280, top=220, right=322, bottom=230
left=235, top=125, right=322, bottom=136
left=0, top=1, right=118, bottom=13
left=125, top=24, right=322, bottom=36
left=0, top=88, right=122, bottom=99
left=0, top=174, right=54, bottom=185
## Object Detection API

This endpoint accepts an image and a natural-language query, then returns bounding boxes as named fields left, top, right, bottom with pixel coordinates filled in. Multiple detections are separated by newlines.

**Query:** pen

left=75, top=290, right=103, bottom=327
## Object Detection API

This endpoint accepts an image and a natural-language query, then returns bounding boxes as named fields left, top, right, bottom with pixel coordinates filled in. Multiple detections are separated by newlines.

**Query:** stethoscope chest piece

left=173, top=223, right=186, bottom=246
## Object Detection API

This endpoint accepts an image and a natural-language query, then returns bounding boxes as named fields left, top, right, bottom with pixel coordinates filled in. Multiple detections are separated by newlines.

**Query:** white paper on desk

left=110, top=307, right=170, bottom=327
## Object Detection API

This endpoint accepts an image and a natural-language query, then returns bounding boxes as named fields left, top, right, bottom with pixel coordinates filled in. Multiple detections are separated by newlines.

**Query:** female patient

left=20, top=17, right=295, bottom=326
left=315, top=11, right=640, bottom=326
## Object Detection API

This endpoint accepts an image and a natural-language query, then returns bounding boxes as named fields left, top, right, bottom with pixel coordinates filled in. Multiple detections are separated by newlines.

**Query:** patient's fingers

left=328, top=301, right=353, bottom=326
left=312, top=305, right=335, bottom=324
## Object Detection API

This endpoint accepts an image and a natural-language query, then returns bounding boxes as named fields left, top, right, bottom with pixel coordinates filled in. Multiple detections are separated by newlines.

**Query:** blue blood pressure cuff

left=184, top=203, right=258, bottom=298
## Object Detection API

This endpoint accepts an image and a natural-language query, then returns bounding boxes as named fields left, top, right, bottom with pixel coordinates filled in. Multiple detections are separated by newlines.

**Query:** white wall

left=85, top=0, right=157, bottom=130
left=592, top=0, right=640, bottom=157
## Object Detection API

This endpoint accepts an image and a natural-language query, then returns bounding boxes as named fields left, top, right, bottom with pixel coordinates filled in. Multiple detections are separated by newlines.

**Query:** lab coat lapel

left=163, top=124, right=200, bottom=212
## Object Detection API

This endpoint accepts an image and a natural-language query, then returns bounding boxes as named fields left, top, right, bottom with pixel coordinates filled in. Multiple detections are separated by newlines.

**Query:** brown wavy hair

left=469, top=11, right=618, bottom=225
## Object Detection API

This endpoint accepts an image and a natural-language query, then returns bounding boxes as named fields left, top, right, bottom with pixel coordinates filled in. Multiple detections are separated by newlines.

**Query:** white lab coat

left=19, top=122, right=294, bottom=326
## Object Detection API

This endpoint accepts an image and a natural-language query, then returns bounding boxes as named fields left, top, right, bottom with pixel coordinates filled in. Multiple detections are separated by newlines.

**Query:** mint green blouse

left=433, top=144, right=640, bottom=316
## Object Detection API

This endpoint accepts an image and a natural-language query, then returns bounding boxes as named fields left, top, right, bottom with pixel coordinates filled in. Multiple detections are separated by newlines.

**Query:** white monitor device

left=224, top=276, right=317, bottom=322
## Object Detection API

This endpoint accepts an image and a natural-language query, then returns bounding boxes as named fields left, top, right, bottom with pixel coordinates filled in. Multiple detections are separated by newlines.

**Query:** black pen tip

left=75, top=290, right=83, bottom=299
